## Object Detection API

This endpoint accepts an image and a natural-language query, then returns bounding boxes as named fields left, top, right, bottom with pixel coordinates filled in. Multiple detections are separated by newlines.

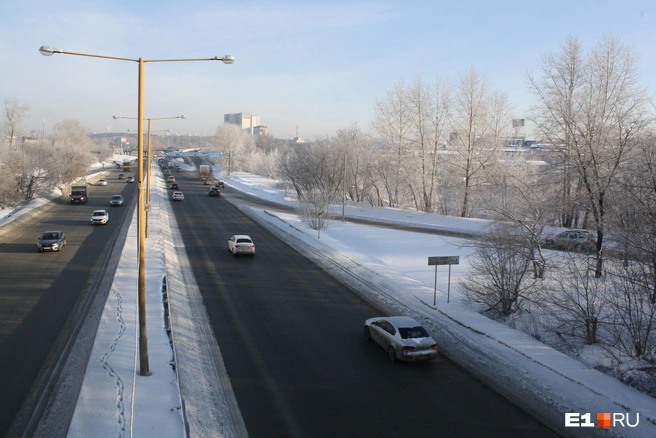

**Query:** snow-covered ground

left=2, top=157, right=655, bottom=437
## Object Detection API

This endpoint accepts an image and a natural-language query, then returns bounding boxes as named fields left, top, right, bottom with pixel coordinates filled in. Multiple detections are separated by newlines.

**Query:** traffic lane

left=171, top=174, right=556, bottom=438
left=0, top=179, right=135, bottom=436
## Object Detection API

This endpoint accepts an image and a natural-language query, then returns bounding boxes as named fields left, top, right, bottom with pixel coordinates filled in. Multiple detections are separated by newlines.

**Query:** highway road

left=169, top=165, right=558, bottom=438
left=0, top=169, right=136, bottom=437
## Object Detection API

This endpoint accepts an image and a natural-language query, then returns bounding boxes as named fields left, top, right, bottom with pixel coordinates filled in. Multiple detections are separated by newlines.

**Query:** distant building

left=253, top=125, right=268, bottom=136
left=224, top=112, right=261, bottom=135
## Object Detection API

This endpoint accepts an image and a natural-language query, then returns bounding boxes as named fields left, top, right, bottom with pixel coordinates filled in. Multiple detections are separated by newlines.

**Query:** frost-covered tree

left=214, top=123, right=255, bottom=175
left=447, top=68, right=512, bottom=217
left=460, top=225, right=539, bottom=318
left=528, top=33, right=652, bottom=277
left=2, top=98, right=30, bottom=149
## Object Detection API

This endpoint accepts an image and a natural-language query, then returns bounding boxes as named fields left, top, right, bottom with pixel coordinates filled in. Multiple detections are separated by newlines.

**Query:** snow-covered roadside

left=223, top=201, right=656, bottom=438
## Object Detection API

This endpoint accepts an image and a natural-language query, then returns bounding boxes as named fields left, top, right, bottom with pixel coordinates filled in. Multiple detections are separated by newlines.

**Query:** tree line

left=0, top=98, right=112, bottom=207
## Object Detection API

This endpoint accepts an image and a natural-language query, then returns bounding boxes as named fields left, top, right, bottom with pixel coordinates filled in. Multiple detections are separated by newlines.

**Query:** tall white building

left=224, top=112, right=261, bottom=135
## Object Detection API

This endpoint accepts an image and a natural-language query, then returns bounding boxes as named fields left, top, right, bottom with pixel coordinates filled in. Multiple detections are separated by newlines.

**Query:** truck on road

left=70, top=184, right=89, bottom=204
left=123, top=161, right=132, bottom=171
left=199, top=164, right=211, bottom=180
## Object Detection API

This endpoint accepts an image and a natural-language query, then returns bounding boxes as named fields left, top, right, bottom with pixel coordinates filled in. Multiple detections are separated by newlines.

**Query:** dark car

left=118, top=173, right=126, bottom=180
left=216, top=180, right=225, bottom=189
left=37, top=230, right=66, bottom=252
left=208, top=187, right=221, bottom=197
left=169, top=183, right=180, bottom=190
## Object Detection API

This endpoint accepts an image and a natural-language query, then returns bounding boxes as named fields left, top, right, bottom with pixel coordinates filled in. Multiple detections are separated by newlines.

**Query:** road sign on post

left=428, top=256, right=459, bottom=304
left=428, top=256, right=460, bottom=266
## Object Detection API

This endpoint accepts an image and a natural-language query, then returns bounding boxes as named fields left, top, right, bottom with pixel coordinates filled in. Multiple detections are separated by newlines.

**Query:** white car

left=228, top=235, right=255, bottom=256
left=364, top=316, right=438, bottom=362
left=90, top=209, right=109, bottom=225
left=98, top=178, right=108, bottom=186
left=172, top=191, right=184, bottom=201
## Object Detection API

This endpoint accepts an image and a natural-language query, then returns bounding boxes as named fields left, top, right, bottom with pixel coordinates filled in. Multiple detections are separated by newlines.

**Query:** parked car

left=110, top=194, right=124, bottom=206
left=228, top=235, right=255, bottom=256
left=543, top=230, right=595, bottom=252
left=364, top=316, right=438, bottom=362
left=126, top=176, right=135, bottom=183
left=90, top=209, right=110, bottom=225
left=208, top=187, right=221, bottom=197
left=169, top=183, right=180, bottom=190
left=167, top=176, right=176, bottom=182
left=37, top=230, right=66, bottom=252
left=98, top=178, right=107, bottom=186
left=172, top=191, right=185, bottom=201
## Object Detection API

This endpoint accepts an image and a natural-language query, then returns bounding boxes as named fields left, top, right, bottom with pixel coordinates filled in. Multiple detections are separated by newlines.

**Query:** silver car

left=228, top=235, right=255, bottom=256
left=37, top=230, right=66, bottom=252
left=543, top=230, right=595, bottom=252
left=364, top=316, right=438, bottom=362
left=110, top=194, right=124, bottom=206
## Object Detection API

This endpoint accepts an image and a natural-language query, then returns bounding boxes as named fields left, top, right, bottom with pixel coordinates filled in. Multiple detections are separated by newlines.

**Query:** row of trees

left=275, top=34, right=654, bottom=277
left=1, top=98, right=104, bottom=207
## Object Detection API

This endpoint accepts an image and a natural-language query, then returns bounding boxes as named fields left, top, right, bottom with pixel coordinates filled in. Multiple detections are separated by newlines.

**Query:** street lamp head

left=39, top=46, right=63, bottom=56
left=214, top=55, right=235, bottom=65
left=113, top=115, right=120, bottom=119
left=179, top=115, right=186, bottom=119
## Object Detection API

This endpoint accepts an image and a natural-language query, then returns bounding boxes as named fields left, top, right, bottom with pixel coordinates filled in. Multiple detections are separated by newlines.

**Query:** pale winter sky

left=1, top=0, right=654, bottom=139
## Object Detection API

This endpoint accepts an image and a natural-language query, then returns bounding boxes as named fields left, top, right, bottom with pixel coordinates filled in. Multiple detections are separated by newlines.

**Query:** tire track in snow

left=98, top=288, right=126, bottom=437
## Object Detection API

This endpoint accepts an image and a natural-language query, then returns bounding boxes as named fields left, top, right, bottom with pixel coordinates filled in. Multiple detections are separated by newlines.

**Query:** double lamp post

left=113, top=114, right=185, bottom=237
left=39, top=45, right=234, bottom=376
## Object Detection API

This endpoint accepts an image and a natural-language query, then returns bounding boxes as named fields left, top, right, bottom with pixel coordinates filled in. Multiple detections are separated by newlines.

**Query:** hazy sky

left=1, top=0, right=654, bottom=139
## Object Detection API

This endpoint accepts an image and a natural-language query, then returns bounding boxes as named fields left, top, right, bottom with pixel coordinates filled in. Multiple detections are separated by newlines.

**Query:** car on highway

left=228, top=234, right=255, bottom=256
left=172, top=191, right=185, bottom=201
left=216, top=180, right=225, bottom=189
left=118, top=173, right=126, bottom=180
left=126, top=176, right=135, bottom=183
left=110, top=194, right=124, bottom=206
left=98, top=178, right=107, bottom=186
left=164, top=170, right=171, bottom=176
left=167, top=176, right=176, bottom=182
left=90, top=209, right=109, bottom=225
left=208, top=187, right=221, bottom=197
left=169, top=183, right=180, bottom=190
left=542, top=230, right=595, bottom=252
left=203, top=178, right=211, bottom=185
left=364, top=316, right=438, bottom=362
left=37, top=230, right=66, bottom=252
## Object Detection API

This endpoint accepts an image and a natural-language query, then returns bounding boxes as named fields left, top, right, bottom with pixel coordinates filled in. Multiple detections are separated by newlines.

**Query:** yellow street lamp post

left=40, top=46, right=234, bottom=376
left=115, top=115, right=185, bottom=237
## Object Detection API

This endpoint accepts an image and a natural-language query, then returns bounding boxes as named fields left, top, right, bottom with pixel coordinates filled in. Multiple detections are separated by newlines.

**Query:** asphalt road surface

left=169, top=166, right=558, bottom=438
left=0, top=170, right=136, bottom=437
